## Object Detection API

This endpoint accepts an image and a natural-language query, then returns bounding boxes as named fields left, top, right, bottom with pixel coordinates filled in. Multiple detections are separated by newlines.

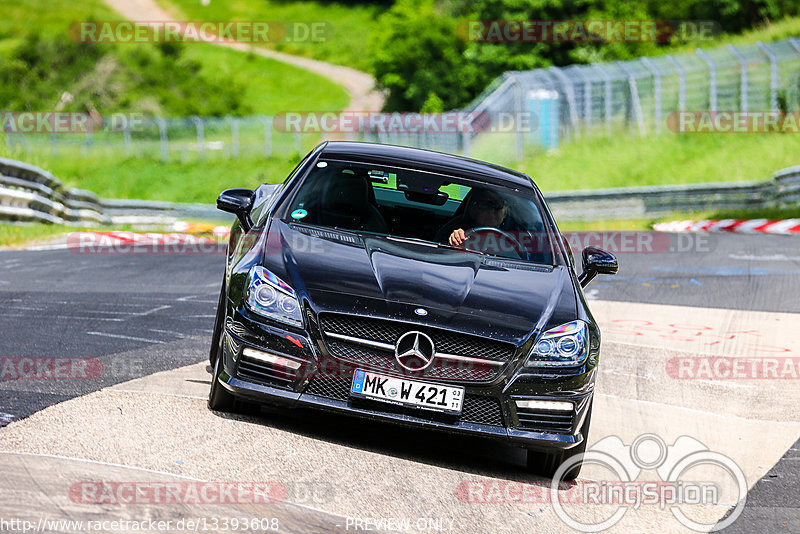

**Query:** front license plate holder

left=350, top=369, right=464, bottom=415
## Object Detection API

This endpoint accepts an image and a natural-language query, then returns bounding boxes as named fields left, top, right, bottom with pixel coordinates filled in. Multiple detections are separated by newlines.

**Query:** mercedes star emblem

left=394, top=331, right=436, bottom=372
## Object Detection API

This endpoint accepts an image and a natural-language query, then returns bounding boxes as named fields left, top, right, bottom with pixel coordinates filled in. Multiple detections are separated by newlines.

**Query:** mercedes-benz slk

left=208, top=142, right=617, bottom=479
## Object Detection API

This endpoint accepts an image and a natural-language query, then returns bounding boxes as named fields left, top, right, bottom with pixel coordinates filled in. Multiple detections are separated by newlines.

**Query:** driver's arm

left=448, top=228, right=467, bottom=246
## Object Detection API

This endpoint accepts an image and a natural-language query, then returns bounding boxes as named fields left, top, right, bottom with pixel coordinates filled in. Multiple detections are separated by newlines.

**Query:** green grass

left=0, top=0, right=119, bottom=40
left=0, top=223, right=84, bottom=247
left=180, top=45, right=348, bottom=113
left=158, top=0, right=383, bottom=71
left=0, top=0, right=349, bottom=115
left=496, top=131, right=800, bottom=192
left=668, top=16, right=800, bottom=54
left=558, top=206, right=800, bottom=231
left=6, top=152, right=300, bottom=203
left=0, top=0, right=348, bottom=212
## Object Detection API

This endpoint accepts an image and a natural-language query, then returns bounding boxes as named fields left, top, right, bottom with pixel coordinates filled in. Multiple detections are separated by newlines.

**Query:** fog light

left=515, top=400, right=573, bottom=412
left=242, top=348, right=302, bottom=370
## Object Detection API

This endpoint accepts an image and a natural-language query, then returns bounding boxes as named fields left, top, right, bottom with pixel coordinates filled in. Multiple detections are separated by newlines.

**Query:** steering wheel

left=463, top=227, right=528, bottom=260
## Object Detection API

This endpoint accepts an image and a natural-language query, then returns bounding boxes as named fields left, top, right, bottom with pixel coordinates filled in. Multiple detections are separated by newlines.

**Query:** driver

left=439, top=188, right=509, bottom=246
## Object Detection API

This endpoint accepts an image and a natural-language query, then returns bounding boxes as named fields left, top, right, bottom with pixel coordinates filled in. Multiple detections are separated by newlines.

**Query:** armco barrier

left=0, top=156, right=797, bottom=225
left=0, top=157, right=224, bottom=226
left=545, top=180, right=775, bottom=221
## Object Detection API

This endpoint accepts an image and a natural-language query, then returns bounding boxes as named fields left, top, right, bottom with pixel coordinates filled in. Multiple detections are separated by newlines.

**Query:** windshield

left=281, top=159, right=557, bottom=265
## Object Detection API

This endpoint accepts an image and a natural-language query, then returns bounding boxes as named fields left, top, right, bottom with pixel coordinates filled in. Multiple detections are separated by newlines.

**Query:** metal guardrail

left=546, top=181, right=773, bottom=221
left=0, top=157, right=797, bottom=225
left=547, top=166, right=800, bottom=221
left=0, top=157, right=223, bottom=226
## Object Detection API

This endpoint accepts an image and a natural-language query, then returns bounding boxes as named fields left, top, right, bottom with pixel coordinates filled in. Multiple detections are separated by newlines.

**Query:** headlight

left=525, top=320, right=589, bottom=367
left=245, top=266, right=303, bottom=328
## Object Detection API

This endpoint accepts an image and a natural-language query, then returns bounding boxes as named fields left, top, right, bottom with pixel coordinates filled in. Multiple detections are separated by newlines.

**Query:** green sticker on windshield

left=291, top=209, right=308, bottom=220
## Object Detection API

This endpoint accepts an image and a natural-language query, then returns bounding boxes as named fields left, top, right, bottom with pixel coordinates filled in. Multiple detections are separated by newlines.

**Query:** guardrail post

left=639, top=57, right=662, bottom=133
left=666, top=55, right=686, bottom=111
left=728, top=45, right=749, bottom=112
left=549, top=66, right=579, bottom=136
left=190, top=116, right=205, bottom=160
left=756, top=41, right=779, bottom=111
left=573, top=67, right=592, bottom=129
left=122, top=119, right=132, bottom=156
left=509, top=73, right=524, bottom=160
left=591, top=64, right=612, bottom=135
left=696, top=49, right=717, bottom=111
left=154, top=117, right=169, bottom=162
left=83, top=124, right=92, bottom=155
left=461, top=129, right=471, bottom=158
left=258, top=115, right=272, bottom=158
left=616, top=61, right=645, bottom=135
left=227, top=116, right=240, bottom=159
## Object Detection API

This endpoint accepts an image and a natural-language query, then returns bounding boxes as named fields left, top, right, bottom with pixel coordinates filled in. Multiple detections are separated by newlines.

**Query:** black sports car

left=209, top=142, right=617, bottom=479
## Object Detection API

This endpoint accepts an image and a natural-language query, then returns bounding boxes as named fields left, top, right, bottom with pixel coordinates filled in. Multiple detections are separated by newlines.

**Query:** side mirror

left=578, top=246, right=618, bottom=288
left=217, top=188, right=254, bottom=232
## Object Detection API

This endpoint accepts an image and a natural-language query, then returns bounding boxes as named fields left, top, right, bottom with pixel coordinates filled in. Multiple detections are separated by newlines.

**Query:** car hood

left=262, top=220, right=577, bottom=344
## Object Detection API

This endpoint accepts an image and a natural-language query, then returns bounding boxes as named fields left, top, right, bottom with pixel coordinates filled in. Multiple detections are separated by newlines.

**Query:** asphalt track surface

left=0, top=232, right=798, bottom=532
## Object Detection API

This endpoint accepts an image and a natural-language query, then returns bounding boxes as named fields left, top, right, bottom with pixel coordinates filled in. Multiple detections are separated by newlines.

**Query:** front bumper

left=218, top=310, right=595, bottom=451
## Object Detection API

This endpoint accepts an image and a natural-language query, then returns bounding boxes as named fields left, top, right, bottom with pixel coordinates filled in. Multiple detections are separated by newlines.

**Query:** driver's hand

left=448, top=228, right=467, bottom=246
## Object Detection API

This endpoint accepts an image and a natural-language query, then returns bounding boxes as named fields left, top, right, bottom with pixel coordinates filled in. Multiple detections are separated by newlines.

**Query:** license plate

left=350, top=369, right=464, bottom=415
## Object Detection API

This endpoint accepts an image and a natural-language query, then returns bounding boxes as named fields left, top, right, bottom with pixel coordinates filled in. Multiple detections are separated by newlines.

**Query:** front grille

left=321, top=314, right=515, bottom=362
left=461, top=396, right=504, bottom=426
left=305, top=375, right=351, bottom=401
left=515, top=408, right=573, bottom=434
left=326, top=340, right=494, bottom=381
left=319, top=314, right=516, bottom=382
left=303, top=376, right=504, bottom=427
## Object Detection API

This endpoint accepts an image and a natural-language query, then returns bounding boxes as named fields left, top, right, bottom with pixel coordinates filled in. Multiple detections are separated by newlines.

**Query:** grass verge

left=4, top=152, right=301, bottom=204
left=502, top=132, right=800, bottom=192
left=0, top=223, right=83, bottom=247
left=558, top=206, right=800, bottom=231
left=158, top=0, right=383, bottom=71
left=0, top=0, right=349, bottom=115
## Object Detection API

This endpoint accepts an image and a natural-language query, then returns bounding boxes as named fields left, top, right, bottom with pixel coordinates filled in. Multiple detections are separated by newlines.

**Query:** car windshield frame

left=274, top=158, right=565, bottom=267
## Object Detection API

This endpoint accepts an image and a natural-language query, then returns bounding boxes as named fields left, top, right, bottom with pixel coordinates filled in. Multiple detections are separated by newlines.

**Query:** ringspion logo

left=459, top=434, right=747, bottom=532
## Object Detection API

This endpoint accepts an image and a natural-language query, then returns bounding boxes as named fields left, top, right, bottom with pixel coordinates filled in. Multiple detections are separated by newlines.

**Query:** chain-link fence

left=2, top=115, right=310, bottom=162
left=3, top=37, right=800, bottom=163
left=464, top=37, right=800, bottom=159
